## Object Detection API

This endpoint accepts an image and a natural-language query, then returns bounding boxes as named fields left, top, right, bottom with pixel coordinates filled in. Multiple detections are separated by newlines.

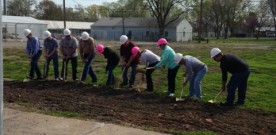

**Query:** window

left=183, top=31, right=185, bottom=37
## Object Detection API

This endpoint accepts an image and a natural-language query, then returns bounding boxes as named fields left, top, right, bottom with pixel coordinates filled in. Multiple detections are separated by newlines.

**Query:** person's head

left=210, top=48, right=222, bottom=62
left=120, top=35, right=128, bottom=45
left=157, top=38, right=168, bottom=50
left=96, top=44, right=105, bottom=54
left=23, top=29, right=32, bottom=39
left=63, top=28, right=71, bottom=40
left=43, top=31, right=52, bottom=40
left=131, top=46, right=140, bottom=57
left=174, top=53, right=184, bottom=65
left=81, top=31, right=89, bottom=41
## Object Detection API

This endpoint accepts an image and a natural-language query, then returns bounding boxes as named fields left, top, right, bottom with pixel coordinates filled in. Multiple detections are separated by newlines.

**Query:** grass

left=2, top=38, right=276, bottom=134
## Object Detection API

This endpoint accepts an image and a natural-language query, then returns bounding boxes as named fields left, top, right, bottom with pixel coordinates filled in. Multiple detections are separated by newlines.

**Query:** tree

left=244, top=12, right=259, bottom=37
left=267, top=0, right=276, bottom=33
left=146, top=0, right=188, bottom=37
left=35, top=0, right=63, bottom=20
left=86, top=5, right=110, bottom=21
left=7, top=0, right=36, bottom=16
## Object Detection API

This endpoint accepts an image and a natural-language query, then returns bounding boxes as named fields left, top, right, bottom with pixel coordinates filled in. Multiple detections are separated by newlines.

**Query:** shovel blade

left=175, top=98, right=184, bottom=101
left=208, top=100, right=215, bottom=103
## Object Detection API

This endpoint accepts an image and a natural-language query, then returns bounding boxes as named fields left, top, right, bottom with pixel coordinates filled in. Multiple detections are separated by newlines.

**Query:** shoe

left=55, top=78, right=62, bottom=81
left=120, top=83, right=128, bottom=87
left=92, top=82, right=98, bottom=87
left=220, top=102, right=233, bottom=107
left=234, top=101, right=245, bottom=105
left=79, top=81, right=85, bottom=84
left=145, top=89, right=153, bottom=92
left=128, top=85, right=134, bottom=88
left=35, top=77, right=44, bottom=81
left=168, top=93, right=175, bottom=97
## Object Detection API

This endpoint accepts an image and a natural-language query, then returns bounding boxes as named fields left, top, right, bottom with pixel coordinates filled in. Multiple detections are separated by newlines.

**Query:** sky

left=49, top=0, right=118, bottom=7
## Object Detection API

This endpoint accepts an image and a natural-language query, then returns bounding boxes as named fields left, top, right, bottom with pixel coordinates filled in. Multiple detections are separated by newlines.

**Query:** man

left=153, top=38, right=179, bottom=97
left=23, top=29, right=43, bottom=80
left=79, top=31, right=97, bottom=85
left=43, top=30, right=61, bottom=81
left=59, top=29, right=78, bottom=81
left=131, top=47, right=160, bottom=92
left=119, top=35, right=139, bottom=88
left=211, top=48, right=250, bottom=106
left=174, top=53, right=207, bottom=100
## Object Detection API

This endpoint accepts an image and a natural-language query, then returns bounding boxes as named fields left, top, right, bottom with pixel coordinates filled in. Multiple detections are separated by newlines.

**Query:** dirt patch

left=4, top=80, right=276, bottom=135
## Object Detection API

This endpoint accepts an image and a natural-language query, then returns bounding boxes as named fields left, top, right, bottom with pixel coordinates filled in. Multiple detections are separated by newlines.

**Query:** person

left=131, top=47, right=160, bottom=92
left=153, top=38, right=179, bottom=97
left=96, top=44, right=120, bottom=87
left=119, top=35, right=139, bottom=88
left=23, top=29, right=43, bottom=80
left=174, top=53, right=208, bottom=100
left=79, top=31, right=97, bottom=85
left=59, top=29, right=78, bottom=81
left=210, top=48, right=250, bottom=106
left=43, top=31, right=61, bottom=81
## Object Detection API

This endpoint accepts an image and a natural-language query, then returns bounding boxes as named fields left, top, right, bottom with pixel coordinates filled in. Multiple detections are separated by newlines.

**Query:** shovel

left=115, top=67, right=125, bottom=89
left=23, top=59, right=32, bottom=82
left=175, top=78, right=186, bottom=101
left=208, top=91, right=222, bottom=103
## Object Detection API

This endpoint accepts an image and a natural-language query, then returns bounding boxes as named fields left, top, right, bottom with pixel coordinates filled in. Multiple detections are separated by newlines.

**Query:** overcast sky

left=45, top=0, right=118, bottom=7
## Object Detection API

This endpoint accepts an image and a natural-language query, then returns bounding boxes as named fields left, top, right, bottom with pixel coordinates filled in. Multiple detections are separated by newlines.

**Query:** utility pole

left=198, top=0, right=203, bottom=43
left=63, top=0, right=66, bottom=29
left=116, top=9, right=127, bottom=35
left=3, top=0, right=6, bottom=15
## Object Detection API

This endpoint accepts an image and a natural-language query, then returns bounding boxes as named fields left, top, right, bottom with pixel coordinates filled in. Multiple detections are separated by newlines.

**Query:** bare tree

left=35, top=0, right=63, bottom=20
left=267, top=0, right=276, bottom=34
left=7, top=0, right=36, bottom=16
left=146, top=0, right=188, bottom=38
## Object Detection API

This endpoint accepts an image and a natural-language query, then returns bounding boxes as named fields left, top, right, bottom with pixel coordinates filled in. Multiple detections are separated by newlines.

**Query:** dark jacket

left=103, top=47, right=120, bottom=71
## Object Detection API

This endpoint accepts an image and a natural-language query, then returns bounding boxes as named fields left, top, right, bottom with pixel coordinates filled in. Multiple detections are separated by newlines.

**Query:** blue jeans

left=44, top=54, right=59, bottom=78
left=226, top=69, right=250, bottom=104
left=61, top=57, right=78, bottom=80
left=122, top=63, right=137, bottom=86
left=81, top=54, right=97, bottom=82
left=189, top=65, right=208, bottom=99
left=29, top=50, right=42, bottom=79
left=106, top=64, right=117, bottom=86
left=167, top=65, right=180, bottom=93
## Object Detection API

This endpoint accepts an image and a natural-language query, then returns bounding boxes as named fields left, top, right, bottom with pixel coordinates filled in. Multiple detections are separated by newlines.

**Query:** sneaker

left=168, top=93, right=175, bottom=97
left=234, top=101, right=245, bottom=105
left=79, top=81, right=85, bottom=84
left=120, top=83, right=128, bottom=87
left=35, top=77, right=44, bottom=81
left=145, top=89, right=153, bottom=92
left=220, top=102, right=233, bottom=107
left=92, top=82, right=98, bottom=87
left=55, top=78, right=62, bottom=81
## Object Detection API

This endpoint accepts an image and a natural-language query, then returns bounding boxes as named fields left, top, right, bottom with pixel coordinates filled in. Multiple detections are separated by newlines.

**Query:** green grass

left=3, top=38, right=276, bottom=114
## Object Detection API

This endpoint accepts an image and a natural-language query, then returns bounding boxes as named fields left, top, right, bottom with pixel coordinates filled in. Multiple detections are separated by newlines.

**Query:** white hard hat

left=63, top=29, right=71, bottom=36
left=120, top=35, right=128, bottom=44
left=23, top=29, right=31, bottom=36
left=174, top=53, right=183, bottom=64
left=81, top=31, right=89, bottom=40
left=43, top=31, right=51, bottom=39
left=210, top=48, right=221, bottom=58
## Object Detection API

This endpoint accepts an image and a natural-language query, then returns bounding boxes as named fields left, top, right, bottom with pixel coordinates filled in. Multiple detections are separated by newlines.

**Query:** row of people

left=23, top=28, right=250, bottom=106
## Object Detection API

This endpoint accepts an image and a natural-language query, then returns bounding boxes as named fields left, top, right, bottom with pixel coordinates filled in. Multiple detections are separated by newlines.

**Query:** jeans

left=122, top=63, right=137, bottom=86
left=146, top=62, right=159, bottom=91
left=29, top=50, right=42, bottom=79
left=226, top=69, right=250, bottom=104
left=61, top=57, right=78, bottom=80
left=44, top=54, right=59, bottom=78
left=189, top=65, right=208, bottom=99
left=167, top=65, right=180, bottom=93
left=106, top=64, right=117, bottom=86
left=80, top=54, right=97, bottom=83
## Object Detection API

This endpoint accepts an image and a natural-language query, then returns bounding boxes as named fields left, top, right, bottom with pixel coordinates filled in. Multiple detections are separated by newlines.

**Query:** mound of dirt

left=4, top=80, right=276, bottom=134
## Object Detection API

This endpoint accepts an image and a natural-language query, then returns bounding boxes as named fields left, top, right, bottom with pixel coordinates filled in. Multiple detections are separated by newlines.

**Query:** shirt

left=44, top=37, right=58, bottom=57
left=220, top=54, right=249, bottom=82
left=120, top=41, right=138, bottom=64
left=155, top=45, right=178, bottom=69
left=79, top=37, right=95, bottom=59
left=140, top=49, right=160, bottom=66
left=103, top=47, right=120, bottom=71
left=183, top=55, right=206, bottom=81
left=26, top=36, right=42, bottom=56
left=59, top=36, right=78, bottom=57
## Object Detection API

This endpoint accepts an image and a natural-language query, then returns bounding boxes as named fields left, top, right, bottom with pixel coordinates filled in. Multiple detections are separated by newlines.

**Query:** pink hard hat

left=131, top=47, right=140, bottom=57
left=96, top=44, right=104, bottom=54
left=157, top=38, right=168, bottom=46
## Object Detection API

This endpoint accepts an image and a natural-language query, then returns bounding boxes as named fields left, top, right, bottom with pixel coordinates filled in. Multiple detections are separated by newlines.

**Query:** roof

left=43, top=20, right=94, bottom=30
left=2, top=15, right=47, bottom=24
left=92, top=17, right=185, bottom=28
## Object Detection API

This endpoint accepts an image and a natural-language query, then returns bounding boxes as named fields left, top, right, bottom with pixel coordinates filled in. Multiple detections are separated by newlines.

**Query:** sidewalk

left=4, top=108, right=169, bottom=135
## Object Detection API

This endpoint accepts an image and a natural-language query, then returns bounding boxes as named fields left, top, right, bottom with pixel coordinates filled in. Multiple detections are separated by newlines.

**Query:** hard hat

left=63, top=29, right=71, bottom=36
left=157, top=38, right=168, bottom=46
left=120, top=35, right=128, bottom=44
left=174, top=53, right=183, bottom=64
left=131, top=47, right=140, bottom=57
left=210, top=48, right=221, bottom=58
left=96, top=44, right=105, bottom=54
left=81, top=31, right=89, bottom=40
left=23, top=29, right=31, bottom=36
left=43, top=31, right=51, bottom=39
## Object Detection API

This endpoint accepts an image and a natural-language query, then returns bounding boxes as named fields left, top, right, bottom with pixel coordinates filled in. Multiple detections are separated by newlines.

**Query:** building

left=91, top=17, right=192, bottom=42
left=43, top=20, right=94, bottom=39
left=2, top=15, right=47, bottom=39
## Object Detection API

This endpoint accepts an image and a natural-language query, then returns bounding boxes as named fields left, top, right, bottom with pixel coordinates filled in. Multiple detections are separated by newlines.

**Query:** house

left=43, top=20, right=94, bottom=39
left=91, top=17, right=192, bottom=42
left=2, top=15, right=47, bottom=39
